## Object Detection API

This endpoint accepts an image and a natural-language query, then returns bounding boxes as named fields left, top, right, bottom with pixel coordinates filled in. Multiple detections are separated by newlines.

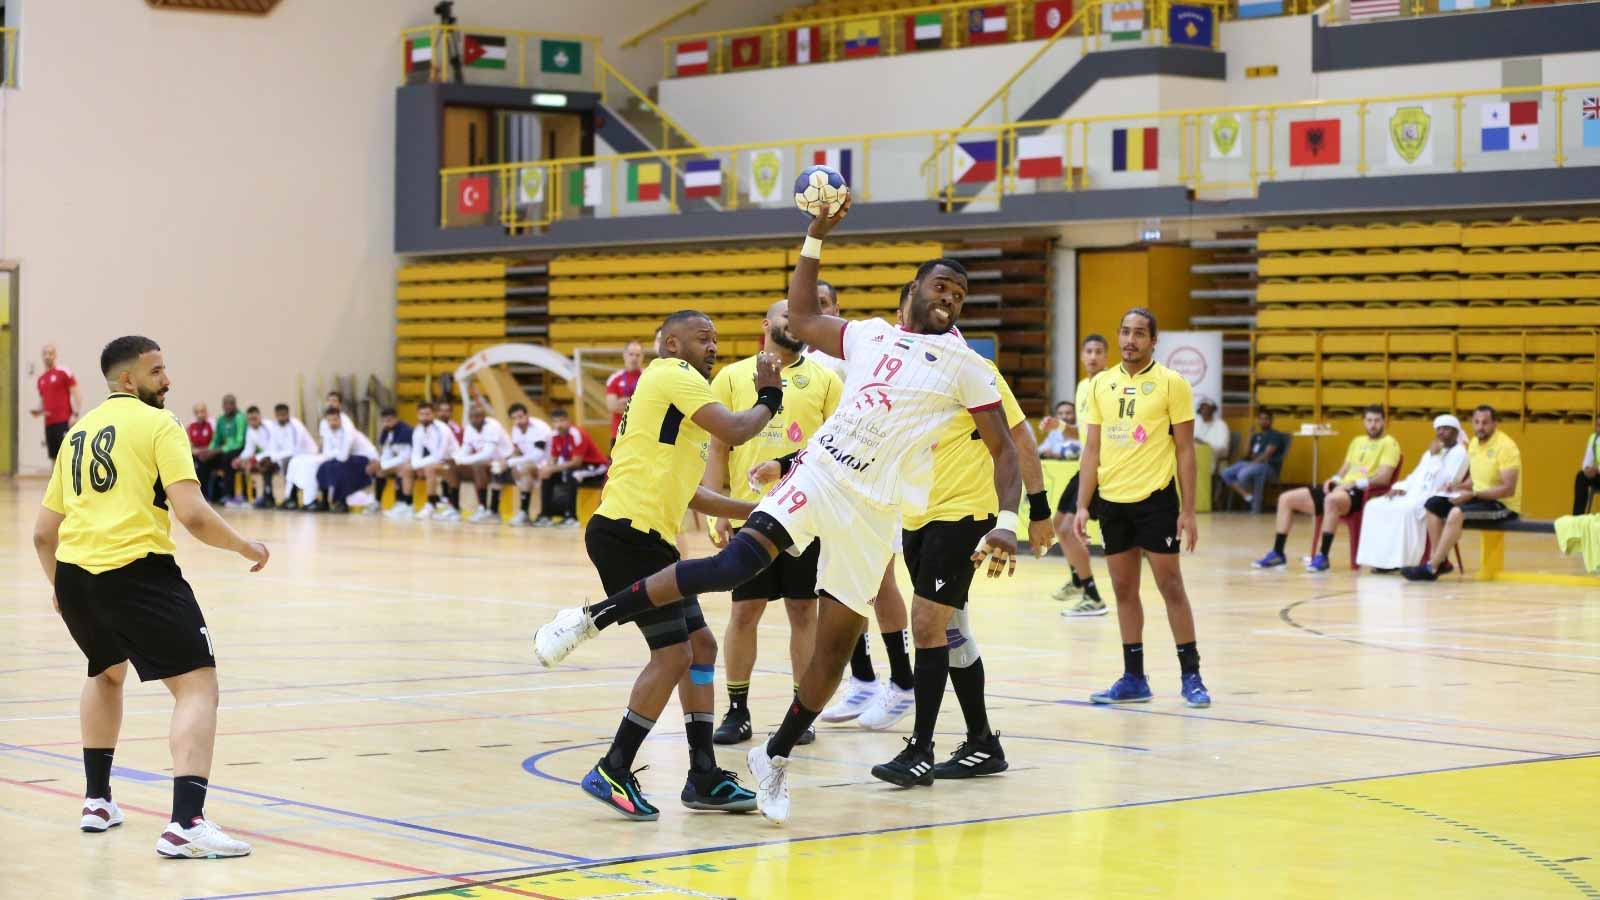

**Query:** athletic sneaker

left=1306, top=552, right=1330, bottom=572
left=277, top=498, right=300, bottom=511
left=1061, top=595, right=1108, bottom=617
left=250, top=496, right=275, bottom=510
left=530, top=516, right=554, bottom=527
left=155, top=818, right=252, bottom=859
left=681, top=768, right=757, bottom=812
left=580, top=759, right=658, bottom=821
left=557, top=517, right=581, bottom=528
left=385, top=504, right=413, bottom=521
left=1051, top=581, right=1079, bottom=602
left=1090, top=673, right=1153, bottom=704
left=508, top=511, right=529, bottom=526
left=80, top=798, right=123, bottom=832
left=414, top=503, right=434, bottom=520
left=533, top=606, right=598, bottom=667
left=819, top=677, right=879, bottom=722
left=469, top=508, right=498, bottom=524
left=363, top=500, right=383, bottom=515
left=856, top=682, right=915, bottom=730
left=870, top=738, right=935, bottom=788
left=434, top=506, right=461, bottom=522
left=1400, top=564, right=1439, bottom=582
left=796, top=725, right=816, bottom=746
left=932, top=733, right=1009, bottom=779
left=713, top=707, right=752, bottom=745
left=1181, top=672, right=1212, bottom=708
left=1252, top=550, right=1287, bottom=569
left=746, top=744, right=790, bottom=825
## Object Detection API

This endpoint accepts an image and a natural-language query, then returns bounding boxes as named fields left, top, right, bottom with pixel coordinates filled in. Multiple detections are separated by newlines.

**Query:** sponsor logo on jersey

left=819, top=432, right=872, bottom=472
left=934, top=578, right=946, bottom=591
left=793, top=373, right=810, bottom=388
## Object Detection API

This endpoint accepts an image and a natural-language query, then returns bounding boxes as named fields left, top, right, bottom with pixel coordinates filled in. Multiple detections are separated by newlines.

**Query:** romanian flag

left=627, top=162, right=663, bottom=202
left=842, top=19, right=881, bottom=58
left=1111, top=127, right=1158, bottom=171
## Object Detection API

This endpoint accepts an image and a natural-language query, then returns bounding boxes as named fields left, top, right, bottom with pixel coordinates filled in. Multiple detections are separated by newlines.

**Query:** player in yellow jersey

left=705, top=300, right=843, bottom=747
left=1403, top=404, right=1522, bottom=581
left=33, top=336, right=270, bottom=859
left=575, top=310, right=783, bottom=821
left=1054, top=332, right=1109, bottom=616
left=1073, top=309, right=1211, bottom=708
left=1253, top=404, right=1401, bottom=572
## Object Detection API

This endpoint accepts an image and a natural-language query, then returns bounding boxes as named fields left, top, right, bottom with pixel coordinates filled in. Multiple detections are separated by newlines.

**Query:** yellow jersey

left=1081, top=360, right=1194, bottom=504
left=596, top=357, right=718, bottom=542
left=710, top=353, right=842, bottom=525
left=1467, top=429, right=1523, bottom=514
left=1335, top=434, right=1402, bottom=486
left=42, top=393, right=199, bottom=574
left=904, top=361, right=1026, bottom=530
left=1074, top=375, right=1095, bottom=423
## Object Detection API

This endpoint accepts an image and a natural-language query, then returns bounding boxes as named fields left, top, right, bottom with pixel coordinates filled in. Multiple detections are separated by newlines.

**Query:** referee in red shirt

left=605, top=340, right=644, bottom=438
left=32, top=343, right=82, bottom=460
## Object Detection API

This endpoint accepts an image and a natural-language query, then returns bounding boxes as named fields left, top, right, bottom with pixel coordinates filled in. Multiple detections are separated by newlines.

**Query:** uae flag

left=730, top=34, right=762, bottom=70
left=675, top=40, right=710, bottom=76
left=905, top=13, right=943, bottom=50
left=812, top=148, right=854, bottom=185
left=406, top=35, right=432, bottom=72
left=1289, top=118, right=1342, bottom=165
left=462, top=34, right=507, bottom=69
left=683, top=159, right=723, bottom=199
left=787, top=26, right=820, bottom=64
left=967, top=6, right=1010, bottom=44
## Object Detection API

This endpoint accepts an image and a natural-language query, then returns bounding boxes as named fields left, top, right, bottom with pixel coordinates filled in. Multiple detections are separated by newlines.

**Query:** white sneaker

left=508, top=511, right=529, bottom=526
left=819, top=677, right=880, bottom=723
left=1051, top=581, right=1079, bottom=602
left=155, top=818, right=252, bottom=859
left=469, top=508, right=498, bottom=524
left=80, top=798, right=123, bottom=832
left=856, top=682, right=915, bottom=730
left=533, top=606, right=598, bottom=667
left=414, top=503, right=433, bottom=521
left=385, top=504, right=413, bottom=520
left=1061, top=595, right=1109, bottom=617
left=746, top=744, right=790, bottom=825
left=435, top=506, right=461, bottom=522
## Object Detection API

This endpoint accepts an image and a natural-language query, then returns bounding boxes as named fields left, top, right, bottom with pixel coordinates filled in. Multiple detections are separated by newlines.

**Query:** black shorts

left=732, top=538, right=820, bottom=601
left=45, top=421, right=70, bottom=460
left=1309, top=485, right=1367, bottom=516
left=1056, top=473, right=1082, bottom=514
left=54, top=554, right=215, bottom=681
left=584, top=514, right=706, bottom=648
left=1422, top=497, right=1516, bottom=521
left=902, top=515, right=996, bottom=610
left=1097, top=480, right=1180, bottom=556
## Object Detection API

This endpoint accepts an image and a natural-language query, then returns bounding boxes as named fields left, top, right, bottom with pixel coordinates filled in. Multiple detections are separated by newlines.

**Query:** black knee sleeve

left=675, top=532, right=775, bottom=596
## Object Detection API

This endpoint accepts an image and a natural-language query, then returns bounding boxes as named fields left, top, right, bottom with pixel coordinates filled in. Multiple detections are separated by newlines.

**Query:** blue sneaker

left=1307, top=552, right=1330, bottom=572
left=1181, top=672, right=1212, bottom=708
left=1252, top=550, right=1286, bottom=569
left=681, top=767, right=757, bottom=813
left=1090, top=673, right=1152, bottom=704
left=581, top=758, right=659, bottom=821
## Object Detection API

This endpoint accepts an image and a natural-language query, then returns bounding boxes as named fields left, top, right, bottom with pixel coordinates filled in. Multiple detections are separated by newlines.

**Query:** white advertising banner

left=1155, top=331, right=1222, bottom=408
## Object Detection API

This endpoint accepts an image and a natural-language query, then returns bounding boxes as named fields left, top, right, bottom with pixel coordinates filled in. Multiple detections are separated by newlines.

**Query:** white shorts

left=510, top=457, right=544, bottom=474
left=378, top=459, right=408, bottom=474
left=752, top=459, right=897, bottom=616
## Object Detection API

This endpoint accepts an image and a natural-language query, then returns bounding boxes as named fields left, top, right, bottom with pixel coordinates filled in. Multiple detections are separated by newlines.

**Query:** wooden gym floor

left=0, top=479, right=1596, bottom=899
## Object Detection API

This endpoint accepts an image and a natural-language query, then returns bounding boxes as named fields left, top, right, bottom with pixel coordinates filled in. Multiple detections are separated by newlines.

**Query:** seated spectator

left=1356, top=414, right=1469, bottom=572
left=208, top=394, right=248, bottom=505
left=1574, top=413, right=1600, bottom=516
left=1038, top=401, right=1081, bottom=459
left=367, top=407, right=414, bottom=517
left=188, top=402, right=219, bottom=500
left=532, top=407, right=609, bottom=527
left=285, top=397, right=355, bottom=512
left=606, top=340, right=644, bottom=439
left=311, top=406, right=379, bottom=513
left=1221, top=410, right=1289, bottom=512
left=453, top=402, right=514, bottom=524
left=410, top=401, right=461, bottom=521
left=1253, top=405, right=1400, bottom=571
left=246, top=403, right=317, bottom=509
left=1192, top=396, right=1231, bottom=476
left=1403, top=405, right=1522, bottom=581
left=506, top=402, right=554, bottom=526
left=228, top=405, right=271, bottom=508
left=436, top=397, right=465, bottom=446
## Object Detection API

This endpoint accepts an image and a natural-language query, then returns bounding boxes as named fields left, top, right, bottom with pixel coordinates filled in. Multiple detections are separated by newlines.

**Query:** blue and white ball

left=793, top=164, right=849, bottom=218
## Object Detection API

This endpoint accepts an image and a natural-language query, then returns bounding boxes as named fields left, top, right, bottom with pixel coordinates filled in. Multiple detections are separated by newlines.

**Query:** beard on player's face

left=767, top=324, right=803, bottom=353
left=138, top=384, right=167, bottom=409
left=908, top=281, right=962, bottom=335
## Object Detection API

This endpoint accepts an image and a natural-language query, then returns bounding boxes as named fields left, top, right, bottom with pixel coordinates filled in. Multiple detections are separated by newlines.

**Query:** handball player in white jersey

left=534, top=197, right=1022, bottom=824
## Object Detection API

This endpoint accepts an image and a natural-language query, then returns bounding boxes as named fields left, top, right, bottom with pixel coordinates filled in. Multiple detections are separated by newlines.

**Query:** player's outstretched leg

left=933, top=609, right=1007, bottom=779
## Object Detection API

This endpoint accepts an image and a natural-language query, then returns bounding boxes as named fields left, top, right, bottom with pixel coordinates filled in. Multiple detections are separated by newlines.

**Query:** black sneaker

left=870, top=737, right=935, bottom=788
left=713, top=707, right=752, bottom=745
left=680, top=767, right=756, bottom=812
left=933, top=732, right=1009, bottom=779
left=330, top=501, right=350, bottom=514
left=252, top=496, right=275, bottom=510
left=278, top=498, right=300, bottom=511
left=796, top=724, right=816, bottom=746
left=303, top=500, right=328, bottom=513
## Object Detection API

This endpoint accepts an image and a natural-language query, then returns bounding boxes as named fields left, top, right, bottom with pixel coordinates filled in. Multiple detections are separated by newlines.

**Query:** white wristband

left=1356, top=477, right=1370, bottom=490
left=800, top=235, right=823, bottom=260
left=996, top=509, right=1019, bottom=533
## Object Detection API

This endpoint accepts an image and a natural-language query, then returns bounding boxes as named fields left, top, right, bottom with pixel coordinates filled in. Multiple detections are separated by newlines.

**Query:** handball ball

left=794, top=164, right=849, bottom=218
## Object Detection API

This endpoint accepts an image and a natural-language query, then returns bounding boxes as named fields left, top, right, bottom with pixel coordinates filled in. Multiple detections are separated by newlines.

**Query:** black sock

left=1122, top=642, right=1145, bottom=678
left=1320, top=531, right=1335, bottom=556
left=84, top=748, right=114, bottom=800
left=727, top=680, right=750, bottom=712
left=849, top=634, right=876, bottom=682
left=684, top=712, right=716, bottom=773
left=397, top=489, right=411, bottom=504
left=1272, top=533, right=1288, bottom=555
left=766, top=698, right=821, bottom=758
left=949, top=659, right=991, bottom=740
left=489, top=488, right=501, bottom=513
left=911, top=646, right=950, bottom=748
left=521, top=492, right=531, bottom=514
left=428, top=493, right=440, bottom=506
left=882, top=630, right=914, bottom=690
left=476, top=485, right=488, bottom=506
left=448, top=486, right=461, bottom=509
left=171, top=775, right=208, bottom=826
left=262, top=483, right=274, bottom=501
left=588, top=579, right=656, bottom=630
left=1176, top=641, right=1201, bottom=676
left=373, top=477, right=387, bottom=503
left=605, top=709, right=655, bottom=772
left=1071, top=570, right=1084, bottom=588
left=1082, top=576, right=1101, bottom=602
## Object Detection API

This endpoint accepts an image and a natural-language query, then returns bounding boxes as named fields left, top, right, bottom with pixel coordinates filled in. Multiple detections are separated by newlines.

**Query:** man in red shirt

left=605, top=340, right=644, bottom=438
left=188, top=402, right=216, bottom=469
left=532, top=407, right=609, bottom=527
left=31, top=344, right=82, bottom=460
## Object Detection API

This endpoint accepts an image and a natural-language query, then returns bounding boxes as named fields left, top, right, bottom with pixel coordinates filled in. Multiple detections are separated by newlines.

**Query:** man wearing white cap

left=1192, top=396, right=1231, bottom=476
left=1355, top=414, right=1469, bottom=572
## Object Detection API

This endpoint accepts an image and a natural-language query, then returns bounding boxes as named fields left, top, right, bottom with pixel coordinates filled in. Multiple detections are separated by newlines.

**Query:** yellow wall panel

left=1461, top=223, right=1600, bottom=247
left=549, top=318, right=767, bottom=340
left=549, top=251, right=787, bottom=276
left=1458, top=251, right=1600, bottom=274
left=1078, top=251, right=1147, bottom=380
left=1258, top=280, right=1459, bottom=302
left=395, top=321, right=506, bottom=339
left=786, top=242, right=943, bottom=265
left=1257, top=224, right=1460, bottom=250
left=396, top=301, right=507, bottom=320
left=548, top=273, right=785, bottom=297
left=1458, top=276, right=1600, bottom=299
left=397, top=282, right=508, bottom=301
left=823, top=266, right=919, bottom=287
left=1258, top=251, right=1460, bottom=277
left=398, top=261, right=507, bottom=282
left=1256, top=334, right=1317, bottom=354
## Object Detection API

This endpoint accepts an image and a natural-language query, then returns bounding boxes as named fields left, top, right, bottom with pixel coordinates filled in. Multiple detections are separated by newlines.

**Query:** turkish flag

left=1034, top=0, right=1073, bottom=38
left=1289, top=118, right=1341, bottom=166
left=457, top=175, right=490, bottom=215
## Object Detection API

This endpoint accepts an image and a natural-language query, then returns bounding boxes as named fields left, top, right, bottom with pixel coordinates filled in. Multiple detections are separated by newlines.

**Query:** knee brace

left=675, top=532, right=773, bottom=596
left=945, top=608, right=982, bottom=669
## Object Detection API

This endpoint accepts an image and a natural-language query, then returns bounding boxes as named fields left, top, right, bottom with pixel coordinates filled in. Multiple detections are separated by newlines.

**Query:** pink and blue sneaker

left=582, top=758, right=659, bottom=821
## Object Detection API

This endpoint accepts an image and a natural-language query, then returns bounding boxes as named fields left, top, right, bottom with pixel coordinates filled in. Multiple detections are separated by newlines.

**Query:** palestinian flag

left=463, top=34, right=507, bottom=70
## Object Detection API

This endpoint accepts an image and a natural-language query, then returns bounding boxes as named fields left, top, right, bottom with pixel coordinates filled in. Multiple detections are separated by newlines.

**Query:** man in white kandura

left=1355, top=414, right=1469, bottom=572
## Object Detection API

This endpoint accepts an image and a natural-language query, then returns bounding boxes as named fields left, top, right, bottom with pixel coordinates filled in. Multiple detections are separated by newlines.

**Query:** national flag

left=1103, top=1, right=1144, bottom=41
left=675, top=39, right=710, bottom=76
left=627, top=162, right=663, bottom=202
left=967, top=6, right=1009, bottom=44
left=683, top=159, right=722, bottom=199
left=541, top=39, right=582, bottom=74
left=462, top=34, right=507, bottom=69
left=1439, top=0, right=1489, bottom=8
left=1348, top=0, right=1401, bottom=19
left=1289, top=118, right=1342, bottom=165
left=1111, top=127, right=1158, bottom=171
left=1017, top=133, right=1065, bottom=179
left=811, top=148, right=854, bottom=185
left=730, top=34, right=762, bottom=70
left=1583, top=97, right=1600, bottom=149
left=406, top=35, right=433, bottom=71
left=566, top=166, right=603, bottom=208
left=517, top=167, right=545, bottom=204
left=1167, top=5, right=1213, bottom=46
left=905, top=13, right=943, bottom=51
left=456, top=175, right=490, bottom=215
left=953, top=140, right=999, bottom=183
left=1237, top=0, right=1283, bottom=17
left=1034, top=0, right=1073, bottom=38
left=786, top=26, right=820, bottom=64
left=1480, top=101, right=1539, bottom=152
left=842, top=19, right=881, bottom=58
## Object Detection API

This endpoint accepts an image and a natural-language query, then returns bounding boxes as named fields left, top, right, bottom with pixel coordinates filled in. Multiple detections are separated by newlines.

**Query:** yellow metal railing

left=620, top=0, right=710, bottom=49
left=595, top=56, right=701, bottom=151
left=1, top=28, right=16, bottom=88
left=400, top=25, right=601, bottom=88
